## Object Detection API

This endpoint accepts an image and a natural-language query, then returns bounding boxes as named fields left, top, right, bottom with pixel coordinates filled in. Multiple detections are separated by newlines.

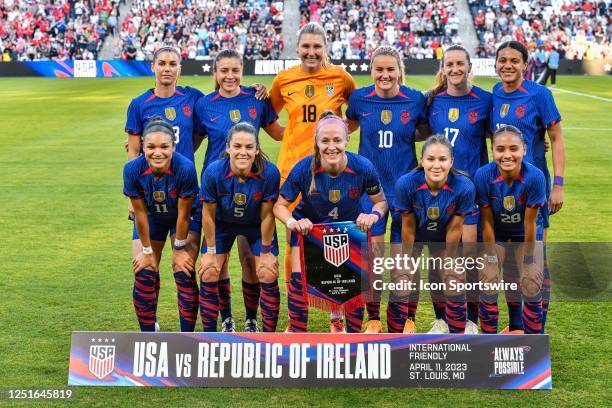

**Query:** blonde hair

left=370, top=46, right=405, bottom=85
left=427, top=45, right=471, bottom=106
left=297, top=22, right=330, bottom=68
left=308, top=110, right=349, bottom=194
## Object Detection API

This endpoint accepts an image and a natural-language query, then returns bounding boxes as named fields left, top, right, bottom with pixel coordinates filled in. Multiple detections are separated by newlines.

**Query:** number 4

left=328, top=207, right=338, bottom=220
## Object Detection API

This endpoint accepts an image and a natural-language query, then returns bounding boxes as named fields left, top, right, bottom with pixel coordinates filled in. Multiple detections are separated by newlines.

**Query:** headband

left=316, top=117, right=349, bottom=135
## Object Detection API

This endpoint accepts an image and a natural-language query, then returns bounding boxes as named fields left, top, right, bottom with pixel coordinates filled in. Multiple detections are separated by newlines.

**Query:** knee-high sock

left=445, top=294, right=467, bottom=333
left=407, top=290, right=419, bottom=321
left=429, top=268, right=446, bottom=320
left=366, top=302, right=381, bottom=321
left=523, top=294, right=543, bottom=334
left=242, top=280, right=260, bottom=320
left=387, top=298, right=408, bottom=333
left=541, top=247, right=551, bottom=333
left=173, top=271, right=199, bottom=332
left=199, top=281, right=219, bottom=332
left=133, top=269, right=159, bottom=332
left=479, top=293, right=499, bottom=334
left=346, top=307, right=364, bottom=333
left=218, top=278, right=232, bottom=321
left=260, top=281, right=280, bottom=332
left=288, top=272, right=308, bottom=332
left=467, top=266, right=479, bottom=324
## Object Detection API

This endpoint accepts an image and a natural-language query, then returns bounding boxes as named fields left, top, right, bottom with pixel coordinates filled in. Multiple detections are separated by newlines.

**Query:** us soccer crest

left=230, top=110, right=241, bottom=123
left=182, top=104, right=192, bottom=117
left=400, top=110, right=410, bottom=124
left=448, top=108, right=459, bottom=122
left=165, top=107, right=176, bottom=121
left=328, top=190, right=341, bottom=203
left=305, top=84, right=315, bottom=98
left=248, top=106, right=257, bottom=120
left=515, top=105, right=526, bottom=119
left=323, top=233, right=350, bottom=267
left=427, top=206, right=440, bottom=220
left=88, top=341, right=115, bottom=380
left=326, top=83, right=335, bottom=96
left=469, top=111, right=479, bottom=124
left=381, top=110, right=392, bottom=125
left=153, top=191, right=165, bottom=202
left=500, top=104, right=510, bottom=118
left=503, top=196, right=516, bottom=211
left=234, top=193, right=247, bottom=205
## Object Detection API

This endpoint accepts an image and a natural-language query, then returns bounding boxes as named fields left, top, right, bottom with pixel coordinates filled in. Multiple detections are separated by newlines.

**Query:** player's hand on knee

left=520, top=260, right=543, bottom=298
left=172, top=249, right=195, bottom=276
left=294, top=218, right=313, bottom=235
left=356, top=212, right=378, bottom=232
left=198, top=253, right=219, bottom=281
left=133, top=253, right=158, bottom=273
left=257, top=253, right=279, bottom=282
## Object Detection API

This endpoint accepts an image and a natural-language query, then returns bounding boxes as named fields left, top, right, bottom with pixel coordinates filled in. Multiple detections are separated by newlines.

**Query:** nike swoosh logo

left=211, top=115, right=220, bottom=122
left=361, top=112, right=374, bottom=117
left=432, top=111, right=440, bottom=115
left=288, top=91, right=296, bottom=96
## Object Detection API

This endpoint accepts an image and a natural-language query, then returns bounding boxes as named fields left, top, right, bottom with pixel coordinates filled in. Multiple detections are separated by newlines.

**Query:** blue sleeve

left=393, top=176, right=413, bottom=213
left=123, top=162, right=142, bottom=198
left=416, top=92, right=427, bottom=123
left=345, top=94, right=358, bottom=120
left=536, top=87, right=561, bottom=128
left=456, top=179, right=476, bottom=215
left=200, top=165, right=218, bottom=202
left=280, top=164, right=304, bottom=202
left=125, top=98, right=142, bottom=135
left=474, top=168, right=490, bottom=207
left=526, top=170, right=547, bottom=207
left=261, top=99, right=278, bottom=127
left=262, top=165, right=281, bottom=201
left=177, top=161, right=199, bottom=198
left=362, top=159, right=383, bottom=195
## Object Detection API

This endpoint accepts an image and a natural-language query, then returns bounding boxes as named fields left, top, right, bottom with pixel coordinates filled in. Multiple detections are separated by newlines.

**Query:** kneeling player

left=199, top=122, right=281, bottom=332
left=475, top=125, right=546, bottom=334
left=124, top=118, right=201, bottom=332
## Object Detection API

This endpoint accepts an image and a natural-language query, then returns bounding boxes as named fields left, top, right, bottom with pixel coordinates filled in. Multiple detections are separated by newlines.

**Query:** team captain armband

left=365, top=183, right=382, bottom=195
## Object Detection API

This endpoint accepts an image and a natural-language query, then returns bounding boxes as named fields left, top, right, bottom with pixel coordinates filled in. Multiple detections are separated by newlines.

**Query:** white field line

left=552, top=87, right=612, bottom=103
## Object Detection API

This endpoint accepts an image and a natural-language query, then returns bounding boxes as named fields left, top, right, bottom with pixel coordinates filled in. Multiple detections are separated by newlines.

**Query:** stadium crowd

left=0, top=0, right=121, bottom=61
left=470, top=0, right=610, bottom=60
left=119, top=0, right=284, bottom=61
left=299, top=0, right=461, bottom=60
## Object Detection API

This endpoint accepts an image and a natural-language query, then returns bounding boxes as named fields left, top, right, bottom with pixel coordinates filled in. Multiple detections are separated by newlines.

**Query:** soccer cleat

left=330, top=318, right=347, bottom=334
left=428, top=319, right=449, bottom=334
left=154, top=322, right=161, bottom=332
left=363, top=320, right=383, bottom=334
left=245, top=318, right=259, bottom=333
left=403, top=318, right=417, bottom=334
left=500, top=326, right=524, bottom=334
left=284, top=324, right=295, bottom=333
left=464, top=320, right=479, bottom=334
left=221, top=317, right=236, bottom=333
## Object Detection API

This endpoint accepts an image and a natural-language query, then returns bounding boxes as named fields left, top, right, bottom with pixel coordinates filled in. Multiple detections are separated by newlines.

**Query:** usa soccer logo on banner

left=323, top=233, right=350, bottom=267
left=89, top=339, right=116, bottom=379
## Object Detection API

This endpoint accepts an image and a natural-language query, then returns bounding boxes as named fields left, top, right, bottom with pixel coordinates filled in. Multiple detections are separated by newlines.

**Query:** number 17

left=444, top=127, right=459, bottom=147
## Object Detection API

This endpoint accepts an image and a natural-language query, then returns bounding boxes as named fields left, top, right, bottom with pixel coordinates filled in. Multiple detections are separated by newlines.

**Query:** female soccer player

left=273, top=111, right=388, bottom=333
left=198, top=122, right=281, bottom=333
left=194, top=49, right=284, bottom=333
left=124, top=46, right=204, bottom=331
left=269, top=22, right=356, bottom=331
left=474, top=125, right=547, bottom=334
left=393, top=135, right=476, bottom=333
left=345, top=45, right=428, bottom=333
left=123, top=118, right=200, bottom=332
left=491, top=41, right=565, bottom=332
left=425, top=44, right=493, bottom=334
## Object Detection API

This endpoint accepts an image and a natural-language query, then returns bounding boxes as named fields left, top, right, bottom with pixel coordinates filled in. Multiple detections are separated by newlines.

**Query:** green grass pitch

left=0, top=75, right=610, bottom=406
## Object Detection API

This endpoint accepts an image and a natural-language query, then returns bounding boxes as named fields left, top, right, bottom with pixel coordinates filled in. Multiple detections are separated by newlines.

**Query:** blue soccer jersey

left=474, top=161, right=547, bottom=238
left=393, top=170, right=475, bottom=242
left=125, top=86, right=204, bottom=163
left=346, top=84, right=427, bottom=198
left=280, top=152, right=383, bottom=224
left=428, top=86, right=492, bottom=178
left=194, top=86, right=278, bottom=173
left=200, top=158, right=280, bottom=225
left=490, top=80, right=561, bottom=191
left=123, top=152, right=199, bottom=221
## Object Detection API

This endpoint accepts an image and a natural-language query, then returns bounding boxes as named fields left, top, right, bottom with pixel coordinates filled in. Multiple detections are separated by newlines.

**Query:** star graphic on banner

left=98, top=338, right=102, bottom=342
left=349, top=63, right=358, bottom=72
left=111, top=339, right=115, bottom=343
left=360, top=63, right=369, bottom=72
left=91, top=338, right=96, bottom=342
left=339, top=62, right=347, bottom=71
left=322, top=228, right=327, bottom=233
left=336, top=227, right=342, bottom=232
left=343, top=227, right=348, bottom=232
left=604, top=63, right=611, bottom=72
left=105, top=338, right=109, bottom=343
left=202, top=64, right=211, bottom=72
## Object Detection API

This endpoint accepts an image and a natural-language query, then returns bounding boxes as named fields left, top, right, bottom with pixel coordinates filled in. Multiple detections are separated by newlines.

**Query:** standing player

left=194, top=49, right=283, bottom=333
left=426, top=44, right=493, bottom=334
left=124, top=47, right=204, bottom=331
left=393, top=135, right=476, bottom=334
left=198, top=123, right=281, bottom=333
left=345, top=46, right=428, bottom=333
left=491, top=41, right=565, bottom=333
left=474, top=126, right=547, bottom=334
left=123, top=119, right=200, bottom=332
left=269, top=22, right=356, bottom=332
left=273, top=112, right=388, bottom=333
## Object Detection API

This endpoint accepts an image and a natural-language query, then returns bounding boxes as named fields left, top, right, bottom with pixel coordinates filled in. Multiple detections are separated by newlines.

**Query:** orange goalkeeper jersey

left=270, top=64, right=356, bottom=182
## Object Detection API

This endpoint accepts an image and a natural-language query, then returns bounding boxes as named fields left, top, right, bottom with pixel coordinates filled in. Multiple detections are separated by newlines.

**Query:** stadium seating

left=299, top=0, right=461, bottom=59
left=469, top=0, right=610, bottom=60
left=119, top=0, right=285, bottom=61
left=0, top=0, right=119, bottom=61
